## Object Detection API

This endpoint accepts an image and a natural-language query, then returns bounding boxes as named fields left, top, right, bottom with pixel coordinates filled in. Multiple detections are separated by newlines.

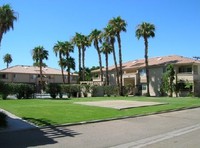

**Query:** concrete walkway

left=0, top=109, right=37, bottom=132
left=75, top=100, right=166, bottom=109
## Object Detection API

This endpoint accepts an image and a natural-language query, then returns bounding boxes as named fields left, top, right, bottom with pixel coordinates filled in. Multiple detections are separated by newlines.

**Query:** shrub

left=13, top=83, right=35, bottom=99
left=61, top=84, right=81, bottom=98
left=0, top=112, right=7, bottom=127
left=46, top=83, right=61, bottom=99
left=104, top=85, right=119, bottom=97
left=91, top=85, right=104, bottom=97
left=0, top=81, right=12, bottom=100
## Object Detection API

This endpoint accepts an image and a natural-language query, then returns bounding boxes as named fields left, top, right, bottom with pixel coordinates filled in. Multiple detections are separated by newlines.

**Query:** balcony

left=177, top=73, right=200, bottom=82
left=123, top=72, right=137, bottom=78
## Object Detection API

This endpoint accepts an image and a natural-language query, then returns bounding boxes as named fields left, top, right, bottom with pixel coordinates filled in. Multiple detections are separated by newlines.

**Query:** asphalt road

left=1, top=108, right=200, bottom=148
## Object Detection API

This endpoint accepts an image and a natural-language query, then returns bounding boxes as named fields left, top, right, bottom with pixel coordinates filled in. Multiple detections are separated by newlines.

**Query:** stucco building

left=92, top=55, right=200, bottom=96
left=0, top=65, right=78, bottom=92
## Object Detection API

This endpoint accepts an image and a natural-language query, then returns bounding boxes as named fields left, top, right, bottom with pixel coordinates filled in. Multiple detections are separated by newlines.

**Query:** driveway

left=1, top=108, right=200, bottom=148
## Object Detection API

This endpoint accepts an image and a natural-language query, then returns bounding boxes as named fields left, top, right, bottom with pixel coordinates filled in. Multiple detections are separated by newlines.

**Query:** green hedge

left=0, top=81, right=35, bottom=99
left=46, top=83, right=62, bottom=99
left=61, top=84, right=81, bottom=98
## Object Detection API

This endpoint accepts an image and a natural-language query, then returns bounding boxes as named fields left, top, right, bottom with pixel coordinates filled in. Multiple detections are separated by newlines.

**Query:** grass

left=0, top=96, right=200, bottom=126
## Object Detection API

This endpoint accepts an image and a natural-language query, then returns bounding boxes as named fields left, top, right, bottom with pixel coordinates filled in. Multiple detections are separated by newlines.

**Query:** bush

left=0, top=81, right=12, bottom=100
left=13, top=83, right=35, bottom=99
left=61, top=84, right=81, bottom=98
left=91, top=85, right=104, bottom=97
left=0, top=112, right=7, bottom=127
left=104, top=85, right=119, bottom=97
left=46, top=83, right=61, bottom=99
left=0, top=82, right=35, bottom=99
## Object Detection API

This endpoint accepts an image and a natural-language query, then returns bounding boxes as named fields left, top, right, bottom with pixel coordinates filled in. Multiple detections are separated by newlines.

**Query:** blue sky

left=0, top=0, right=199, bottom=71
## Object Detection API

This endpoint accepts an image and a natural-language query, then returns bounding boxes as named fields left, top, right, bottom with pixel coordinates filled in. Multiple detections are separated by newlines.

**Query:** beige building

left=92, top=55, right=200, bottom=97
left=0, top=65, right=78, bottom=92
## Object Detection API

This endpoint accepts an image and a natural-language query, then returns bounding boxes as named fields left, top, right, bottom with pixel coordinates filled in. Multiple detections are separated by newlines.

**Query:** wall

left=149, top=67, right=163, bottom=96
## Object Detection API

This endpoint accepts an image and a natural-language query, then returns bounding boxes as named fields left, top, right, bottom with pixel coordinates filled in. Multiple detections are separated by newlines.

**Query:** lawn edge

left=40, top=105, right=200, bottom=129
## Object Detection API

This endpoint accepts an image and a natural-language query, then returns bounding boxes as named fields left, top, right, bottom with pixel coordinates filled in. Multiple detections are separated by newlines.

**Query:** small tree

left=160, top=64, right=175, bottom=97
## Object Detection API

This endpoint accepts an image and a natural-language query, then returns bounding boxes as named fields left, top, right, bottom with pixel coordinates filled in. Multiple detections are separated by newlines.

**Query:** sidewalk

left=0, top=109, right=37, bottom=132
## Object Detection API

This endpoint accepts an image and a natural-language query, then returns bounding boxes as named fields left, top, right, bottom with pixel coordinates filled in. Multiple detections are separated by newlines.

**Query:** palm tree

left=80, top=34, right=90, bottom=81
left=66, top=56, right=76, bottom=84
left=53, top=41, right=66, bottom=83
left=101, top=42, right=113, bottom=86
left=32, top=46, right=49, bottom=92
left=103, top=25, right=120, bottom=89
left=136, top=22, right=155, bottom=96
left=89, top=29, right=103, bottom=82
left=3, top=53, right=12, bottom=68
left=0, top=4, right=17, bottom=46
left=72, top=33, right=82, bottom=81
left=109, top=16, right=127, bottom=96
left=63, top=41, right=74, bottom=84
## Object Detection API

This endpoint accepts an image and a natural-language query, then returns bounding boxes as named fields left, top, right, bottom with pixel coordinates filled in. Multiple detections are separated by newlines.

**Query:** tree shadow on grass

left=0, top=117, right=81, bottom=148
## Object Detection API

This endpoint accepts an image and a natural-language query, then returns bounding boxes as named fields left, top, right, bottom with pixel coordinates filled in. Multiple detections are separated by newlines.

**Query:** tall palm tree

left=3, top=53, right=12, bottom=68
left=72, top=33, right=82, bottom=81
left=109, top=16, right=127, bottom=96
left=80, top=34, right=90, bottom=81
left=0, top=4, right=17, bottom=46
left=101, top=42, right=113, bottom=86
left=66, top=56, right=76, bottom=84
left=63, top=41, right=74, bottom=84
left=103, top=25, right=120, bottom=89
left=32, top=46, right=49, bottom=92
left=89, top=29, right=103, bottom=82
left=53, top=41, right=66, bottom=83
left=136, top=22, right=155, bottom=96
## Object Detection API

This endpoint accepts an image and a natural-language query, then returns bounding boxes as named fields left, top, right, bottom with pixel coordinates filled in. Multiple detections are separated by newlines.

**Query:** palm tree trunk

left=96, top=43, right=103, bottom=82
left=117, top=33, right=123, bottom=96
left=144, top=37, right=150, bottom=96
left=111, top=42, right=120, bottom=93
left=59, top=53, right=65, bottom=84
left=67, top=67, right=71, bottom=84
left=7, top=63, right=8, bottom=68
left=39, top=59, right=43, bottom=93
left=105, top=53, right=109, bottom=85
left=78, top=47, right=82, bottom=81
left=66, top=53, right=71, bottom=84
left=61, top=67, right=65, bottom=83
left=82, top=47, right=85, bottom=81
left=0, top=31, right=3, bottom=46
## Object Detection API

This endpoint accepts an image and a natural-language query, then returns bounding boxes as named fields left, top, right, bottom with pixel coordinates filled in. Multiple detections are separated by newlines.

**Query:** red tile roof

left=0, top=65, right=78, bottom=76
left=92, top=55, right=200, bottom=73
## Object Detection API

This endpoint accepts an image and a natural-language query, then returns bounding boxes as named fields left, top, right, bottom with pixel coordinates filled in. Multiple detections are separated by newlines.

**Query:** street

left=1, top=108, right=200, bottom=148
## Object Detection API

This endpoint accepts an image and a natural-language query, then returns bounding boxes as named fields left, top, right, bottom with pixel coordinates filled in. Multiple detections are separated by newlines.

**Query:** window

left=13, top=74, right=16, bottom=79
left=178, top=66, right=192, bottom=73
left=48, top=75, right=54, bottom=79
left=139, top=69, right=146, bottom=76
left=0, top=74, right=8, bottom=79
left=142, top=83, right=147, bottom=90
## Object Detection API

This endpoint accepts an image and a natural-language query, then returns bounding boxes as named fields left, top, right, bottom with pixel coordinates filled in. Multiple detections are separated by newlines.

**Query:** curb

left=40, top=105, right=200, bottom=129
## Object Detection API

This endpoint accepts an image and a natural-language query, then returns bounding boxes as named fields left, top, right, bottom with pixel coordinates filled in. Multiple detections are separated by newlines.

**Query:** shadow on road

left=0, top=118, right=81, bottom=148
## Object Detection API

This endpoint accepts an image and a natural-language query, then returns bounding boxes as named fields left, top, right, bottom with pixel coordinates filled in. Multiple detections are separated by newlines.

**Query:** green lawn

left=0, top=97, right=200, bottom=126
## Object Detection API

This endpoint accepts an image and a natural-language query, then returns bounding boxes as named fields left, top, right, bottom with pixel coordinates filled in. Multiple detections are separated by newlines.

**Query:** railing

left=177, top=73, right=194, bottom=81
left=80, top=81, right=105, bottom=86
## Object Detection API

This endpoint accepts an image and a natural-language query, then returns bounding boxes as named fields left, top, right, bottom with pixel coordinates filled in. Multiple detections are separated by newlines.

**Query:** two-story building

left=92, top=55, right=200, bottom=96
left=0, top=65, right=78, bottom=92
